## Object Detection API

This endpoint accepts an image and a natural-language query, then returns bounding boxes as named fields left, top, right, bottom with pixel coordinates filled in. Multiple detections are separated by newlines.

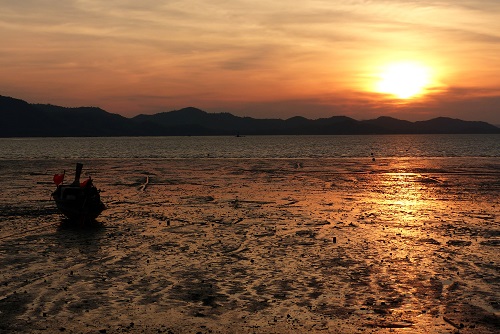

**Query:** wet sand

left=0, top=158, right=499, bottom=333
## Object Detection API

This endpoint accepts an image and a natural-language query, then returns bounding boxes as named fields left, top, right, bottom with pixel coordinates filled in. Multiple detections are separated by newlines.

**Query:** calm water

left=0, top=134, right=499, bottom=159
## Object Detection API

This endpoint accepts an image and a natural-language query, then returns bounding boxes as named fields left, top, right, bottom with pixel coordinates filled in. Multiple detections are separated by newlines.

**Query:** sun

left=375, top=62, right=431, bottom=99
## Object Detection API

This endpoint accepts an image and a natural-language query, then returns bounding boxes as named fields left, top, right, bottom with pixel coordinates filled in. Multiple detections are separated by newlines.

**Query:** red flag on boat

left=80, top=177, right=91, bottom=187
left=53, top=173, right=65, bottom=186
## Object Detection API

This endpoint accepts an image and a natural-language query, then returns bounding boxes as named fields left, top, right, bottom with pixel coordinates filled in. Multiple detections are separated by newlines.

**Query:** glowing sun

left=375, top=62, right=431, bottom=99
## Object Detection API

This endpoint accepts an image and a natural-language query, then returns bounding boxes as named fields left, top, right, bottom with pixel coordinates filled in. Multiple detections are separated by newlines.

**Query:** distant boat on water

left=51, top=163, right=106, bottom=223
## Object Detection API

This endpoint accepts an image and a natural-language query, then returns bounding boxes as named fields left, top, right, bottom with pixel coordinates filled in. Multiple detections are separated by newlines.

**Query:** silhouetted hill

left=413, top=117, right=499, bottom=134
left=33, top=104, right=140, bottom=136
left=0, top=95, right=499, bottom=137
left=0, top=96, right=56, bottom=136
left=362, top=116, right=415, bottom=133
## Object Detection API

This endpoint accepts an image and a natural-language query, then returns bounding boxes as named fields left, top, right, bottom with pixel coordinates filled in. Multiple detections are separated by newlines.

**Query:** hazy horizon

left=27, top=97, right=500, bottom=125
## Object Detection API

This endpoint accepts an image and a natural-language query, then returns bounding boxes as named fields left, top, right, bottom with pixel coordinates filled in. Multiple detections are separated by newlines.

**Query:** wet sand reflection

left=0, top=158, right=498, bottom=333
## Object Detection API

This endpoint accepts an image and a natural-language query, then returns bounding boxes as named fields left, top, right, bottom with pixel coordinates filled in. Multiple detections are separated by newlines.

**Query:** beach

left=0, top=157, right=499, bottom=333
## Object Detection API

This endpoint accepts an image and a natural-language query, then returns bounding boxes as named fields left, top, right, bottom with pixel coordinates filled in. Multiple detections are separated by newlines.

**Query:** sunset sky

left=1, top=0, right=500, bottom=124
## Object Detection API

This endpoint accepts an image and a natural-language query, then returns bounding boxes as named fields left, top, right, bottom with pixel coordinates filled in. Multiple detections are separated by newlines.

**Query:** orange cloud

left=1, top=1, right=499, bottom=124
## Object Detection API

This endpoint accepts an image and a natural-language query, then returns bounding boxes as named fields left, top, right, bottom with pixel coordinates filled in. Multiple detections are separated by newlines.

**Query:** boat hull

left=52, top=185, right=105, bottom=221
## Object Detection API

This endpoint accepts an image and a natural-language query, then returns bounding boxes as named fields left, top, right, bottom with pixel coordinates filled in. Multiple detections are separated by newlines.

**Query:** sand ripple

left=0, top=158, right=498, bottom=333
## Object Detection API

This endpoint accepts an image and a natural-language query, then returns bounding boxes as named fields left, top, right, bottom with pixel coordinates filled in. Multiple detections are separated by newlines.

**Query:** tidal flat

left=0, top=158, right=498, bottom=333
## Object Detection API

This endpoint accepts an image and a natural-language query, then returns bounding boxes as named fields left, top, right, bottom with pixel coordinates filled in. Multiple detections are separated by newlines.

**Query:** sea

left=0, top=134, right=498, bottom=159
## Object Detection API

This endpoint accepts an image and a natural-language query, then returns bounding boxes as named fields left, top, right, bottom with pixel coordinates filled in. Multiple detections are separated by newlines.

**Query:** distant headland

left=1, top=95, right=499, bottom=137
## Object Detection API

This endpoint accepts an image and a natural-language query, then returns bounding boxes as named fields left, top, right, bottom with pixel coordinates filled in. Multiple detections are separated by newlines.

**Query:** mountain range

left=1, top=95, right=499, bottom=137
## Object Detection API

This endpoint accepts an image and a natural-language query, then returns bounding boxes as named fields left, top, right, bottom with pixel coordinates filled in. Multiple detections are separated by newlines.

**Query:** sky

left=1, top=0, right=500, bottom=124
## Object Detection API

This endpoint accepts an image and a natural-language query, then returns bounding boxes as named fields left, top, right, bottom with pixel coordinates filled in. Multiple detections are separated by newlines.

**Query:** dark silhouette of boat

left=52, top=163, right=105, bottom=222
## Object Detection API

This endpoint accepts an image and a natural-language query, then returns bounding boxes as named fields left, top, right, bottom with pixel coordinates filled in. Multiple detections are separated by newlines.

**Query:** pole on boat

left=72, top=163, right=83, bottom=186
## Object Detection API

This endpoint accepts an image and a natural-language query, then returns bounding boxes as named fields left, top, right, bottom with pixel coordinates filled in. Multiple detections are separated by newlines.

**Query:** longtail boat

left=52, top=163, right=105, bottom=222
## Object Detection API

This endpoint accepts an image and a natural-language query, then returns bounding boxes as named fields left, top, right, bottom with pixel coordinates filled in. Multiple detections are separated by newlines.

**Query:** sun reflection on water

left=377, top=172, right=435, bottom=226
